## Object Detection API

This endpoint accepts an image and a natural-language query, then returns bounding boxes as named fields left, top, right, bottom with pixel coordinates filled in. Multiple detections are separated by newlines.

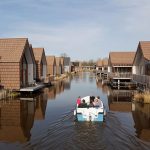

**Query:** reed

left=143, top=91, right=150, bottom=104
left=134, top=91, right=150, bottom=104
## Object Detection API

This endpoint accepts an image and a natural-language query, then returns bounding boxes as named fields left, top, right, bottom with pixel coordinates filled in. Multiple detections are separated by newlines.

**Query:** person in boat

left=78, top=99, right=87, bottom=108
left=93, top=96, right=102, bottom=107
left=89, top=99, right=94, bottom=107
left=76, top=96, right=81, bottom=106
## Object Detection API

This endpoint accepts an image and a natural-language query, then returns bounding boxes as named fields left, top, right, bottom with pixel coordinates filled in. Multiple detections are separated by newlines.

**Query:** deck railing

left=132, top=74, right=150, bottom=88
left=109, top=72, right=133, bottom=79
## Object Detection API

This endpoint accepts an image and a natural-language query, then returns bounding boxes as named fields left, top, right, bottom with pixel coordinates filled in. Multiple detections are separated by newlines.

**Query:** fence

left=109, top=73, right=133, bottom=79
left=132, top=74, right=150, bottom=88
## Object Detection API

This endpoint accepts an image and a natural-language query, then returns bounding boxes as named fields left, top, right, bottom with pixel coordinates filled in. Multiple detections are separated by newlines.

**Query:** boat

left=74, top=96, right=105, bottom=122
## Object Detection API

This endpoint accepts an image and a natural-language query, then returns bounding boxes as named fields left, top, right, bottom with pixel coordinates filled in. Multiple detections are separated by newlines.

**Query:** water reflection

left=96, top=80, right=110, bottom=94
left=0, top=72, right=150, bottom=149
left=43, top=87, right=56, bottom=100
left=63, top=77, right=71, bottom=90
left=43, top=78, right=72, bottom=100
left=88, top=72, right=95, bottom=83
left=34, top=94, right=47, bottom=120
left=0, top=100, right=35, bottom=142
left=108, top=89, right=133, bottom=112
left=21, top=100, right=35, bottom=141
left=132, top=102, right=150, bottom=142
left=0, top=91, right=49, bottom=143
left=55, top=81, right=64, bottom=95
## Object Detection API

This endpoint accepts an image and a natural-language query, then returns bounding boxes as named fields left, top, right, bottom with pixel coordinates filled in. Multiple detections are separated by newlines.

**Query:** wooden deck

left=96, top=70, right=108, bottom=80
left=20, top=84, right=44, bottom=92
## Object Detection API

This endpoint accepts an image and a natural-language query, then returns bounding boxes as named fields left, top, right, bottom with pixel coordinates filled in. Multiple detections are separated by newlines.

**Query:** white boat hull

left=74, top=96, right=105, bottom=122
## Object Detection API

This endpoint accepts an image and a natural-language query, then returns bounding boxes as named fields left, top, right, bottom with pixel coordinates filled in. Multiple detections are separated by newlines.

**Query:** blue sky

left=1, top=0, right=150, bottom=61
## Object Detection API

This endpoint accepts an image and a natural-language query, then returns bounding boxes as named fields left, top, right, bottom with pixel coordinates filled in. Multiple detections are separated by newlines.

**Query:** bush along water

left=134, top=91, right=150, bottom=104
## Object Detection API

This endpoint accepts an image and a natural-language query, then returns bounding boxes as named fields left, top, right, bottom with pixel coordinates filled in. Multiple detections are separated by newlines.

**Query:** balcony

left=109, top=72, right=133, bottom=79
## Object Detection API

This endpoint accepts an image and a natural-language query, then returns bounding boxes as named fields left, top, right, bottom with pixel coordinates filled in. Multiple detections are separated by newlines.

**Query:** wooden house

left=108, top=51, right=135, bottom=87
left=96, top=58, right=108, bottom=79
left=71, top=62, right=79, bottom=72
left=70, top=62, right=75, bottom=72
left=103, top=58, right=108, bottom=71
left=32, top=48, right=47, bottom=82
left=96, top=59, right=103, bottom=71
left=64, top=57, right=71, bottom=73
left=0, top=38, right=36, bottom=90
left=60, top=57, right=64, bottom=74
left=132, top=41, right=150, bottom=88
left=55, top=57, right=61, bottom=75
left=133, top=41, right=150, bottom=75
left=71, top=61, right=83, bottom=72
left=46, top=56, right=56, bottom=76
left=29, top=44, right=37, bottom=80
left=108, top=52, right=135, bottom=75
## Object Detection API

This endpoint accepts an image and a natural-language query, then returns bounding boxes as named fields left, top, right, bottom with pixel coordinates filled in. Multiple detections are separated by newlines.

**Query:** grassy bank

left=0, top=89, right=20, bottom=100
left=134, top=91, right=150, bottom=104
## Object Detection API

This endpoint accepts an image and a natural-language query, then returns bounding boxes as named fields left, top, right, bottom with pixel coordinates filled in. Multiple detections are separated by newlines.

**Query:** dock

left=96, top=70, right=108, bottom=80
left=20, top=97, right=35, bottom=101
left=108, top=73, right=137, bottom=89
left=20, top=84, right=44, bottom=92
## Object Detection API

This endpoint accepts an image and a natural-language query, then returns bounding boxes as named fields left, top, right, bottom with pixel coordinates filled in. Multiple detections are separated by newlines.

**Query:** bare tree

left=60, top=53, right=68, bottom=57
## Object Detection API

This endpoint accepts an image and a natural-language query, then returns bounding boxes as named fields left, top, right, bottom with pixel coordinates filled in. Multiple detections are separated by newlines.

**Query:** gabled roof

left=32, top=48, right=45, bottom=64
left=0, top=38, right=28, bottom=63
left=139, top=41, right=150, bottom=60
left=97, top=58, right=108, bottom=67
left=97, top=59, right=103, bottom=67
left=103, top=58, right=108, bottom=66
left=55, top=57, right=61, bottom=66
left=109, top=52, right=135, bottom=66
left=46, top=56, right=55, bottom=65
left=29, top=44, right=36, bottom=64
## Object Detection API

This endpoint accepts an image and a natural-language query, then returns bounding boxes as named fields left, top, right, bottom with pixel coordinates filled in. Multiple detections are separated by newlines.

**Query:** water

left=0, top=72, right=150, bottom=150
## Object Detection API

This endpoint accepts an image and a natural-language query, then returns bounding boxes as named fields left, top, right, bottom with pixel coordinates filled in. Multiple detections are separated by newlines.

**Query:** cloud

left=3, top=21, right=106, bottom=60
left=1, top=0, right=150, bottom=60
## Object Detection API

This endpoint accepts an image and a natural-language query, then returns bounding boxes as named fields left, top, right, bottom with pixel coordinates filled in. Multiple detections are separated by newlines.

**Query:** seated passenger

left=78, top=99, right=87, bottom=108
left=88, top=99, right=94, bottom=107
left=76, top=96, right=81, bottom=106
left=93, top=96, right=102, bottom=107
left=90, top=96, right=95, bottom=102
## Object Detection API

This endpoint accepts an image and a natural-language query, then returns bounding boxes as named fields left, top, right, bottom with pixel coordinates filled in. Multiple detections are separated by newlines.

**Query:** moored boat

left=74, top=96, right=105, bottom=122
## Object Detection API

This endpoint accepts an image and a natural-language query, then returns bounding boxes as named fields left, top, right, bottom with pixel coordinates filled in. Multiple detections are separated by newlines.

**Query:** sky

left=0, top=0, right=150, bottom=61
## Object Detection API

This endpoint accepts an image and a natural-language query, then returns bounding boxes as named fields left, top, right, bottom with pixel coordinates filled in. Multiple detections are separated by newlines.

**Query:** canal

left=0, top=72, right=150, bottom=150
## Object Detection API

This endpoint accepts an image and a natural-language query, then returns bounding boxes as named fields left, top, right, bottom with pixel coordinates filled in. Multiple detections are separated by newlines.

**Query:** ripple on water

left=23, top=110, right=150, bottom=150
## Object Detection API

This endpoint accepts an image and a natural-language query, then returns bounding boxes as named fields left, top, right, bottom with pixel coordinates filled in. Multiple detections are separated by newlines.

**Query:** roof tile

left=0, top=38, right=27, bottom=62
left=109, top=52, right=135, bottom=65
left=32, top=48, right=44, bottom=63
left=139, top=41, right=150, bottom=60
left=46, top=56, right=55, bottom=65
